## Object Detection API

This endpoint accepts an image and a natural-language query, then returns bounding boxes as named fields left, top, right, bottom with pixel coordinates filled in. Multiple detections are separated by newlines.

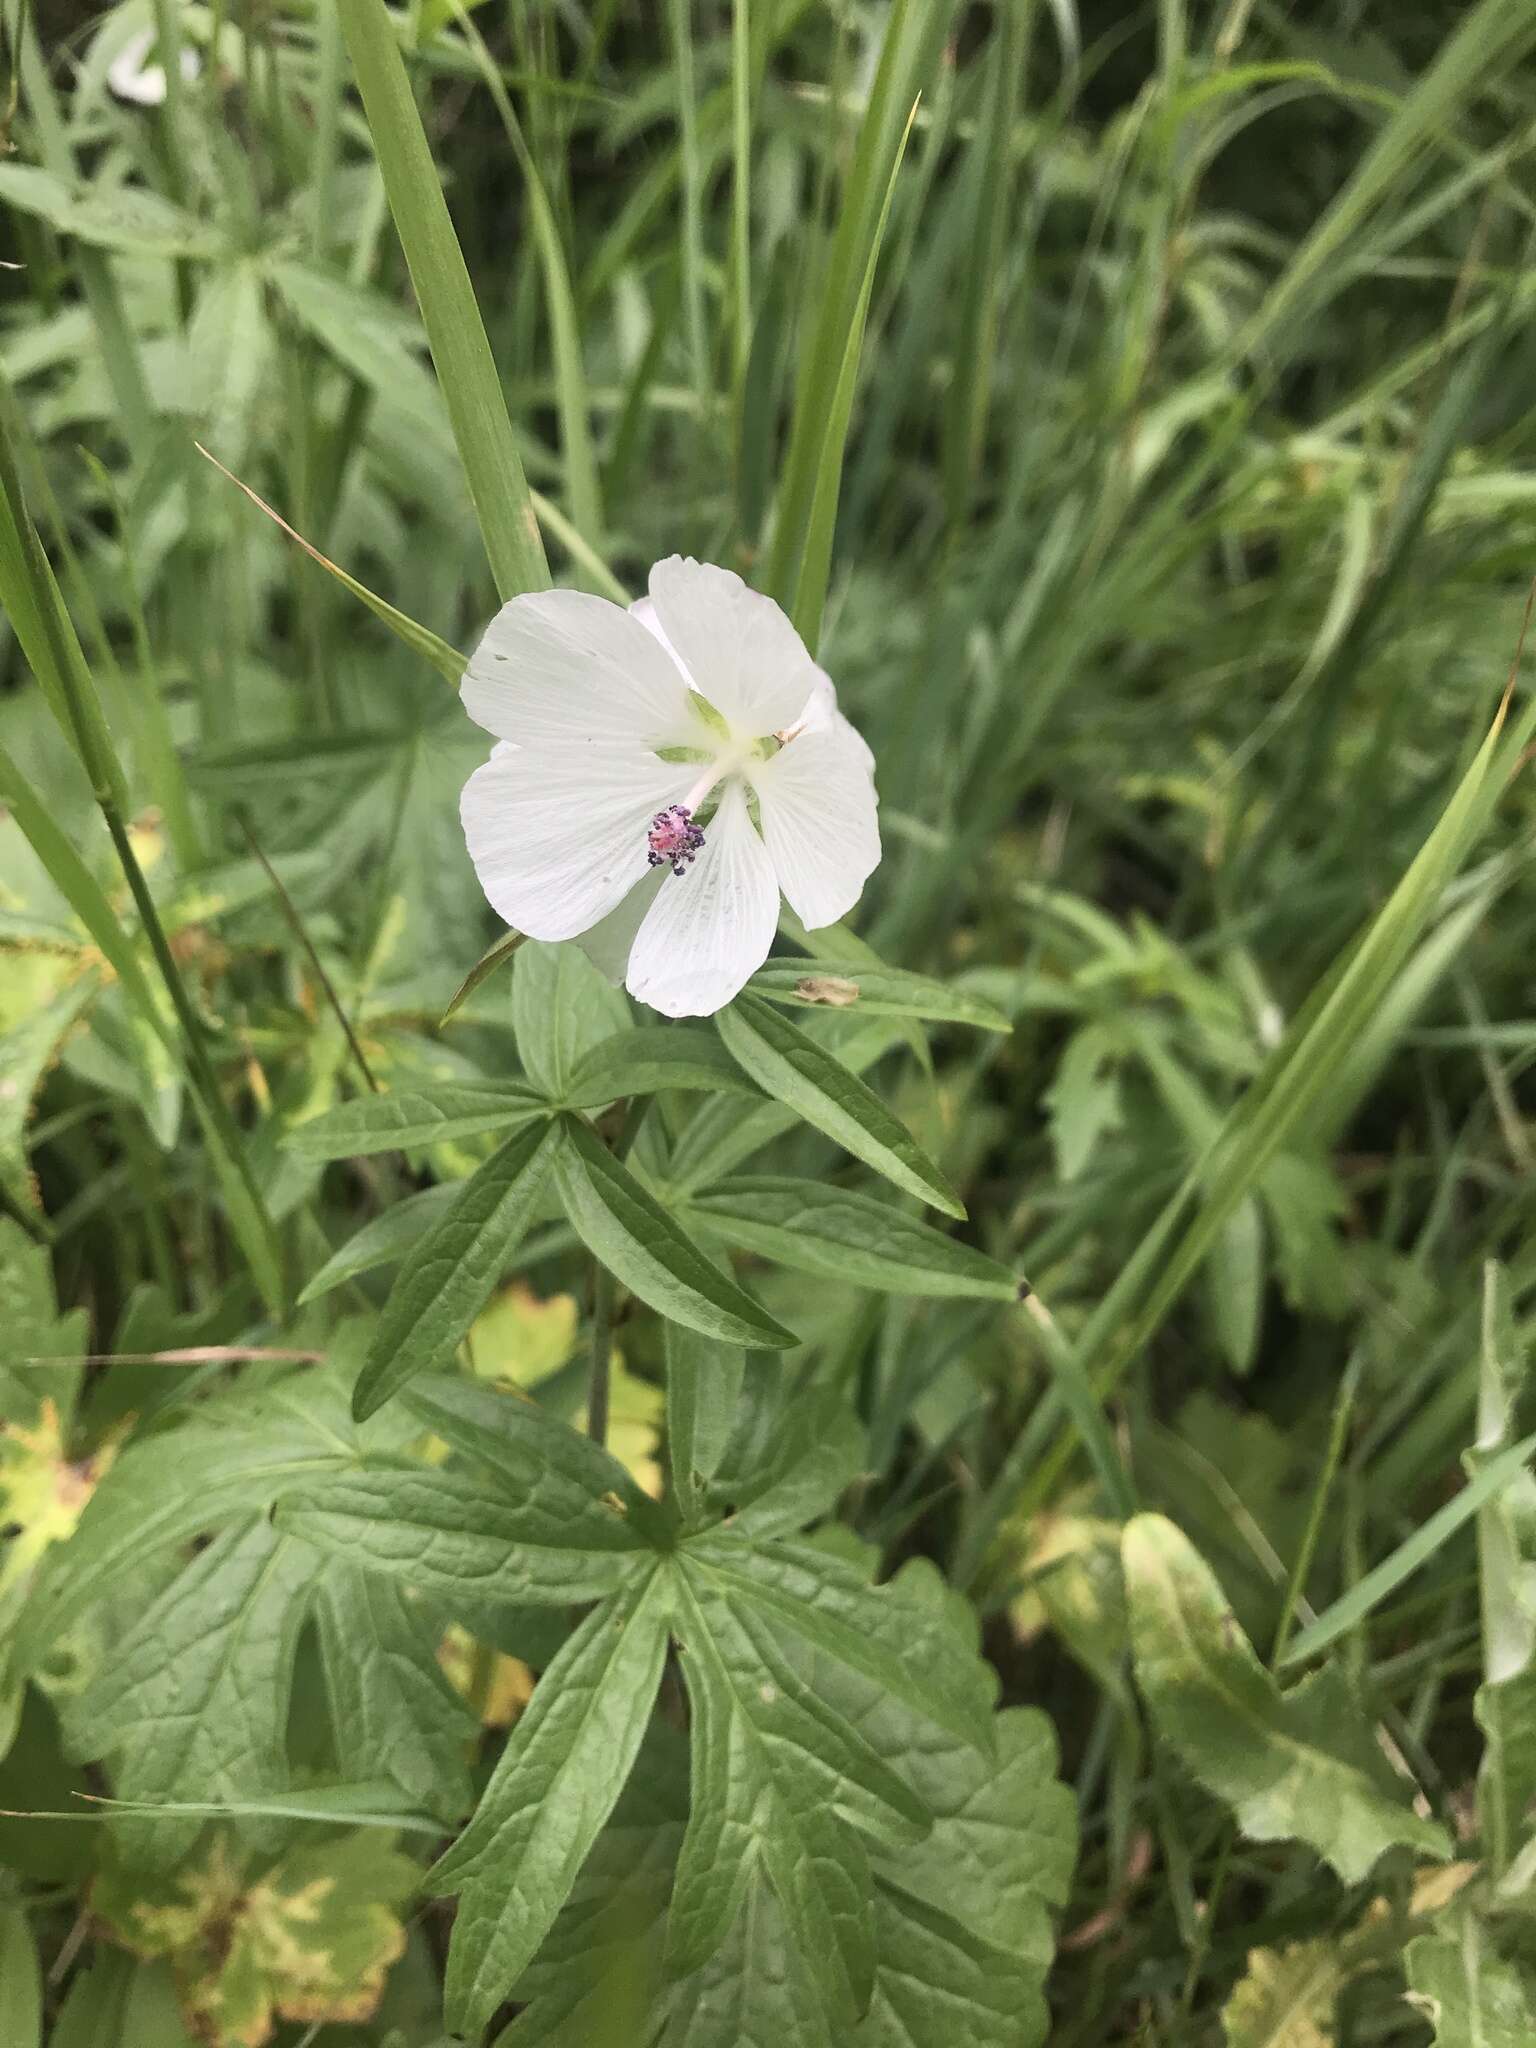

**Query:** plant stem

left=587, top=1263, right=615, bottom=1451
left=587, top=1096, right=653, bottom=1449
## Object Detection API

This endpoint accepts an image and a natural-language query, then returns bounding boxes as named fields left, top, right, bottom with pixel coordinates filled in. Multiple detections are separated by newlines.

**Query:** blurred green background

left=4, top=1, right=1536, bottom=2041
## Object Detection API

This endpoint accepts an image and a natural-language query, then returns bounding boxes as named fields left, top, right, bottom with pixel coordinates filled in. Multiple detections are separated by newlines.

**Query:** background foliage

left=5, top=0, right=1536, bottom=2042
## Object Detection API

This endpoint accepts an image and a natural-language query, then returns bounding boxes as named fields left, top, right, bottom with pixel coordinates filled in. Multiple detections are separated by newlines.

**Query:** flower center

left=647, top=804, right=705, bottom=876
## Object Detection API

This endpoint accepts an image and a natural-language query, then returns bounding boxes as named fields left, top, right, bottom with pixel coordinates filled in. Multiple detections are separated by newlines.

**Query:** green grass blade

left=1278, top=1431, right=1536, bottom=1670
left=960, top=643, right=1536, bottom=1578
left=198, top=443, right=466, bottom=685
left=336, top=0, right=550, bottom=601
left=791, top=97, right=917, bottom=652
left=1237, top=0, right=1536, bottom=359
left=445, top=0, right=603, bottom=542
left=765, top=0, right=948, bottom=638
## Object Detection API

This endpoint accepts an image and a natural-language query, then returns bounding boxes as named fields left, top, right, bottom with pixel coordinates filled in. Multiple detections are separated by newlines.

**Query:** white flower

left=107, top=28, right=201, bottom=108
left=459, top=556, right=880, bottom=1018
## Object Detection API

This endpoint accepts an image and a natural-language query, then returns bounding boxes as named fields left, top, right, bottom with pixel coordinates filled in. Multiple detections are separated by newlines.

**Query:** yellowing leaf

left=1007, top=1501, right=1128, bottom=1703
left=467, top=1284, right=663, bottom=1494
left=601, top=1358, right=664, bottom=1500
left=1222, top=1936, right=1348, bottom=2046
left=438, top=1623, right=535, bottom=1728
left=95, top=1830, right=417, bottom=2046
left=469, top=1281, right=578, bottom=1388
left=1123, top=1513, right=1451, bottom=1883
left=0, top=1399, right=112, bottom=1604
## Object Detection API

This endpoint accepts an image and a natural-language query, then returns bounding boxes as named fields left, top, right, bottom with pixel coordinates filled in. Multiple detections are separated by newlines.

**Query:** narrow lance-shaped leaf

left=553, top=1115, right=796, bottom=1350
left=717, top=994, right=964, bottom=1218
left=665, top=1320, right=744, bottom=1526
left=790, top=92, right=917, bottom=651
left=747, top=957, right=1010, bottom=1031
left=16, top=1364, right=371, bottom=1662
left=1277, top=1427, right=1536, bottom=1670
left=286, top=1083, right=549, bottom=1160
left=565, top=1026, right=765, bottom=1109
left=298, top=1183, right=460, bottom=1303
left=766, top=0, right=948, bottom=644
left=1122, top=1514, right=1450, bottom=1883
left=686, top=1177, right=1017, bottom=1300
left=352, top=1117, right=562, bottom=1420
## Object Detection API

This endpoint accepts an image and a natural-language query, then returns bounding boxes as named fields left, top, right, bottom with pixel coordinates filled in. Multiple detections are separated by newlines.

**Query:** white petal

left=750, top=723, right=880, bottom=930
left=648, top=557, right=817, bottom=737
left=628, top=595, right=688, bottom=677
left=792, top=667, right=875, bottom=773
left=461, top=588, right=704, bottom=752
left=625, top=782, right=779, bottom=1017
left=107, top=28, right=199, bottom=104
left=574, top=870, right=663, bottom=983
left=461, top=741, right=693, bottom=943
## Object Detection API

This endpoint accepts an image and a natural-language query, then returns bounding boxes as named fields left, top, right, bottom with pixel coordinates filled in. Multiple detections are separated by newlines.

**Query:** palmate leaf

left=312, top=1565, right=476, bottom=1820
left=15, top=1346, right=399, bottom=1663
left=499, top=1562, right=1074, bottom=2048
left=19, top=1351, right=374, bottom=1654
left=432, top=1569, right=675, bottom=2040
left=278, top=1378, right=661, bottom=1614
left=686, top=1535, right=996, bottom=1751
left=38, top=1348, right=476, bottom=1866
left=1123, top=1514, right=1450, bottom=1882
left=667, top=1563, right=930, bottom=2023
left=64, top=1518, right=323, bottom=1870
left=93, top=1828, right=418, bottom=2044
left=274, top=1370, right=1016, bottom=2038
